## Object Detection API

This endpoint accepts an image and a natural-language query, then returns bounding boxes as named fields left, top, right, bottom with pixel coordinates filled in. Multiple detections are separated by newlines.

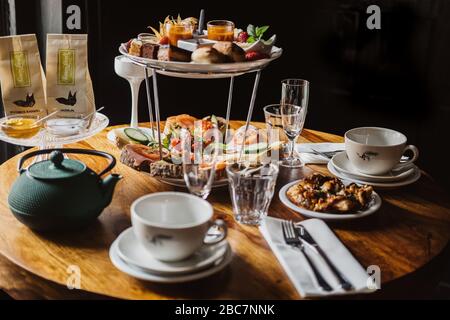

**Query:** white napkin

left=296, top=143, right=345, bottom=164
left=260, top=217, right=374, bottom=297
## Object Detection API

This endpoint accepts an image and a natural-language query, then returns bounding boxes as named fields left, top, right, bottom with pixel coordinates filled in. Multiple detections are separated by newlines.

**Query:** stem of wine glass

left=288, top=138, right=295, bottom=160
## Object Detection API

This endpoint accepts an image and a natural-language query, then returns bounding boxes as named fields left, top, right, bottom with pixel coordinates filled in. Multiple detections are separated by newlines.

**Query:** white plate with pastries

left=279, top=176, right=382, bottom=221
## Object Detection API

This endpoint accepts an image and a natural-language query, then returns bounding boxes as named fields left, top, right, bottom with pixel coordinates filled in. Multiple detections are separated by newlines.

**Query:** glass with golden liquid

left=207, top=20, right=235, bottom=41
left=166, top=23, right=194, bottom=47
left=1, top=115, right=42, bottom=139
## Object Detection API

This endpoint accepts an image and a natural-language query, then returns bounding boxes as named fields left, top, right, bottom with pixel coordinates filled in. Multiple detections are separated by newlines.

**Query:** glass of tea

left=166, top=23, right=194, bottom=47
left=207, top=20, right=235, bottom=41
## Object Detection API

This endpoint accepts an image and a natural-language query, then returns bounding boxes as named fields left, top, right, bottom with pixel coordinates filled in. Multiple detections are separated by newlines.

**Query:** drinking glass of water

left=226, top=163, right=279, bottom=226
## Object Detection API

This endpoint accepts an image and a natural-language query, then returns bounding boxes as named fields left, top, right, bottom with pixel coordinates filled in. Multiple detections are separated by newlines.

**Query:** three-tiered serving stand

left=118, top=43, right=283, bottom=164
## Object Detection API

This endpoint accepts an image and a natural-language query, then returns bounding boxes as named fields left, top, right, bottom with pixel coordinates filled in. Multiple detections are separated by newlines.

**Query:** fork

left=282, top=221, right=333, bottom=292
left=310, top=148, right=343, bottom=159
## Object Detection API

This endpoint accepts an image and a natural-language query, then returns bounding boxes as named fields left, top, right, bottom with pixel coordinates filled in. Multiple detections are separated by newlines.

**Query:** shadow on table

left=135, top=254, right=290, bottom=299
left=135, top=262, right=233, bottom=300
left=28, top=213, right=131, bottom=250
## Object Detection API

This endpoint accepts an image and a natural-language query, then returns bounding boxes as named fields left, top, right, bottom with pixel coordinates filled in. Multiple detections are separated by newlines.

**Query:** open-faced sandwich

left=286, top=173, right=374, bottom=214
left=119, top=114, right=228, bottom=179
left=117, top=114, right=277, bottom=180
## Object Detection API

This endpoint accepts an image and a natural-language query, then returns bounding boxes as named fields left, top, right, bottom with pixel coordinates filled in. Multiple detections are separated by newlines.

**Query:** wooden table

left=1, top=121, right=450, bottom=300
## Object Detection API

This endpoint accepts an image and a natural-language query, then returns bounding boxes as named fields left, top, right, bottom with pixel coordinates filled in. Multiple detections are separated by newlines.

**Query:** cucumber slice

left=124, top=128, right=149, bottom=144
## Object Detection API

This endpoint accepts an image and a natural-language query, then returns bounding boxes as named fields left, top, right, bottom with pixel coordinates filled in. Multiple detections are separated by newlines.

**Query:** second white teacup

left=131, top=192, right=227, bottom=262
left=345, top=127, right=419, bottom=175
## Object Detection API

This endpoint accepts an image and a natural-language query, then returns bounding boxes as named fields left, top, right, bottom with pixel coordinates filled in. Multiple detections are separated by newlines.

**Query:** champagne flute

left=280, top=104, right=306, bottom=168
left=280, top=79, right=309, bottom=166
left=281, top=79, right=310, bottom=112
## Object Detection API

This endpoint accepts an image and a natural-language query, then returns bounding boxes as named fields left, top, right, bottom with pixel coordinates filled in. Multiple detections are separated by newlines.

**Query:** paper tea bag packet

left=0, top=34, right=47, bottom=117
left=46, top=34, right=95, bottom=118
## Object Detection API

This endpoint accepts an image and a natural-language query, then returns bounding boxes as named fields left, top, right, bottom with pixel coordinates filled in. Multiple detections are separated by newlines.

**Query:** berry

left=245, top=51, right=269, bottom=61
left=159, top=36, right=169, bottom=45
left=236, top=31, right=249, bottom=43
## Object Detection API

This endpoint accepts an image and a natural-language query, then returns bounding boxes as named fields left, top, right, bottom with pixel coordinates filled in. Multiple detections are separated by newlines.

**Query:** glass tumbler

left=226, top=163, right=279, bottom=226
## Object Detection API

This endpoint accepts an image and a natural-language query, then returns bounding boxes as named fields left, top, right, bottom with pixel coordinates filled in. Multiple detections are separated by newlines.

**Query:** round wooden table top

left=1, top=121, right=450, bottom=300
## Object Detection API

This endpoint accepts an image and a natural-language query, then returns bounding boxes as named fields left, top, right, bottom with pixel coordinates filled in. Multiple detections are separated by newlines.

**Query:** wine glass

left=281, top=79, right=310, bottom=112
left=180, top=129, right=218, bottom=199
left=280, top=104, right=306, bottom=168
left=183, top=162, right=216, bottom=199
left=280, top=79, right=309, bottom=167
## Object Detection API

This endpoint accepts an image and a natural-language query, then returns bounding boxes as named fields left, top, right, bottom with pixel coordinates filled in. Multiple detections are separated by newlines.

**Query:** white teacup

left=345, top=127, right=419, bottom=175
left=131, top=192, right=227, bottom=262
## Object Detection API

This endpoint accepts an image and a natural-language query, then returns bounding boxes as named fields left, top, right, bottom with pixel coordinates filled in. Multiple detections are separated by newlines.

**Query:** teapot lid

left=28, top=151, right=86, bottom=180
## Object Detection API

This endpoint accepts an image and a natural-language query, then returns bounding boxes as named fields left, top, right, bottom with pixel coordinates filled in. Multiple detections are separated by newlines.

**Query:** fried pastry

left=286, top=173, right=373, bottom=214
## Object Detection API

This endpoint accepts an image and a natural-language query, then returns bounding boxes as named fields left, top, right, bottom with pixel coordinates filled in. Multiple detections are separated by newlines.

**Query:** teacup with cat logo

left=345, top=127, right=419, bottom=175
left=131, top=192, right=227, bottom=262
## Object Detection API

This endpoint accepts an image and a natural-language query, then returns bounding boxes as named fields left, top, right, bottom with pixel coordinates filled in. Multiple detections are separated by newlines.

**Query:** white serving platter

left=119, top=43, right=282, bottom=78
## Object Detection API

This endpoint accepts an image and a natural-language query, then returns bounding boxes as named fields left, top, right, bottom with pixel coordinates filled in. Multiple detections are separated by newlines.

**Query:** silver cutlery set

left=281, top=220, right=353, bottom=292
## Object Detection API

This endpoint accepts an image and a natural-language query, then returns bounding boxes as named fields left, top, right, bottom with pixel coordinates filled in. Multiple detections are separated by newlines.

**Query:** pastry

left=168, top=45, right=191, bottom=62
left=191, top=47, right=227, bottom=64
left=286, top=173, right=374, bottom=214
left=212, top=42, right=246, bottom=62
left=128, top=39, right=142, bottom=56
left=141, top=42, right=159, bottom=59
left=157, top=47, right=169, bottom=61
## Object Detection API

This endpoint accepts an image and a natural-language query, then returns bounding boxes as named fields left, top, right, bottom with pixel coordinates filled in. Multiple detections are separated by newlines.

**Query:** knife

left=296, top=224, right=354, bottom=291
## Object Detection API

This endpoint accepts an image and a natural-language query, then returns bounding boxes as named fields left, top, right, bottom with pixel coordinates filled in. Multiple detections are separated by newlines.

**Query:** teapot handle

left=18, top=148, right=117, bottom=177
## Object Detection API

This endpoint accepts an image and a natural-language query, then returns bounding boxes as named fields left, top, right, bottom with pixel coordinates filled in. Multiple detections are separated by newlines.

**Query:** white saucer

left=279, top=180, right=382, bottom=221
left=328, top=161, right=421, bottom=189
left=110, top=238, right=233, bottom=283
left=330, top=152, right=417, bottom=182
left=116, top=227, right=229, bottom=275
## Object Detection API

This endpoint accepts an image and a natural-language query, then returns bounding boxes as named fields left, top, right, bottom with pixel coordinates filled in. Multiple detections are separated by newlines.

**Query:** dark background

left=1, top=0, right=450, bottom=186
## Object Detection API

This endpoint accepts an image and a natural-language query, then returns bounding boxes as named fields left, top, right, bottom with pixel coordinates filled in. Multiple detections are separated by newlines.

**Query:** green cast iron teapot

left=8, top=148, right=122, bottom=232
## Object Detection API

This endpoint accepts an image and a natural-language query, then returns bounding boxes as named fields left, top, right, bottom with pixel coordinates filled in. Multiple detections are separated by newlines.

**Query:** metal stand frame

left=141, top=66, right=264, bottom=161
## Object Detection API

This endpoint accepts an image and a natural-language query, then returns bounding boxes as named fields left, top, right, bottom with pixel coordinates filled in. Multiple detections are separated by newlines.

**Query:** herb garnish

left=247, top=25, right=270, bottom=43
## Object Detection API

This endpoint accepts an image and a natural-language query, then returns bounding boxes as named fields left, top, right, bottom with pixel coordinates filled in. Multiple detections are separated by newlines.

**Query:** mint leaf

left=256, top=25, right=269, bottom=38
left=247, top=24, right=256, bottom=37
left=247, top=36, right=256, bottom=43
